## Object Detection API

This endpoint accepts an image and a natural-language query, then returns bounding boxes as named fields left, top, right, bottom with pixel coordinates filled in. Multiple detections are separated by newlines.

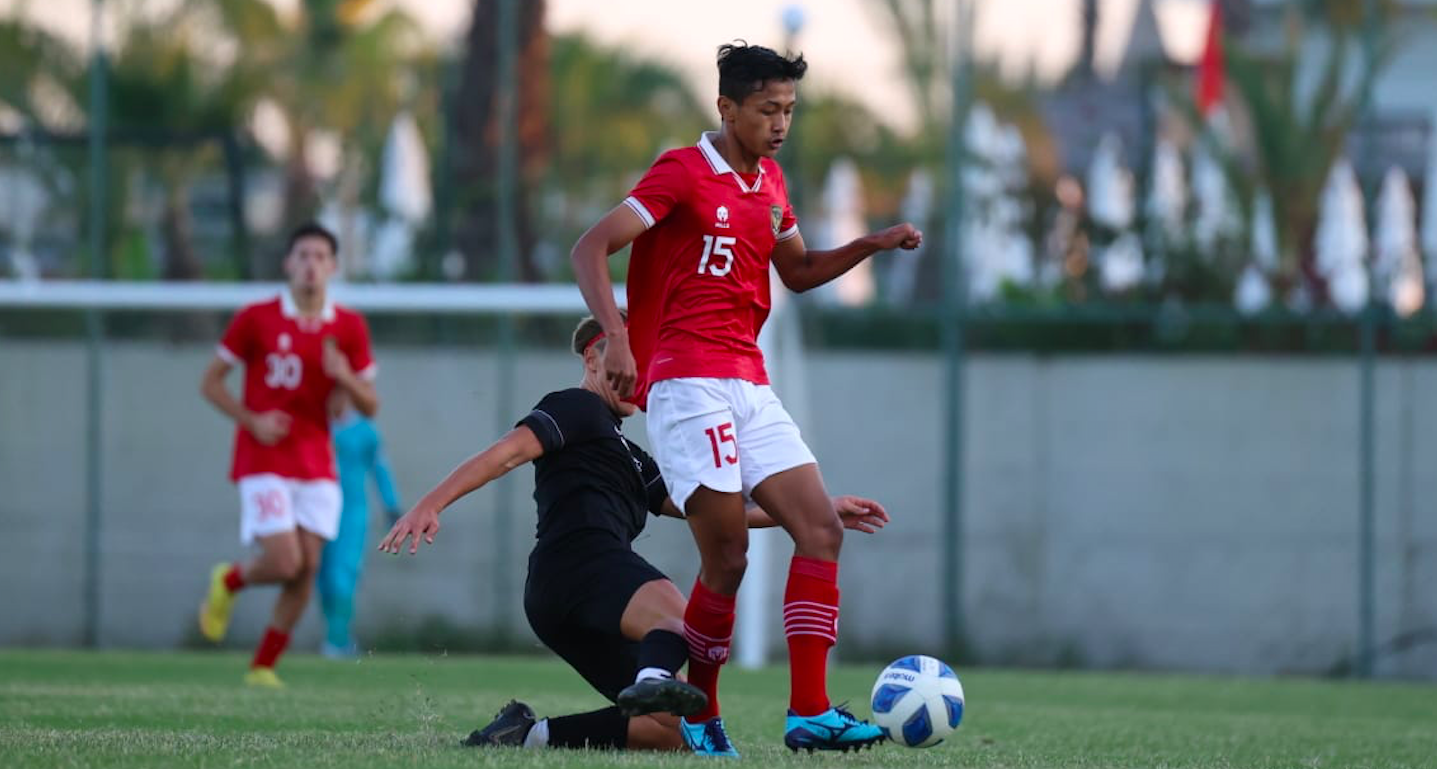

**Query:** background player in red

left=570, top=43, right=922, bottom=755
left=197, top=222, right=379, bottom=687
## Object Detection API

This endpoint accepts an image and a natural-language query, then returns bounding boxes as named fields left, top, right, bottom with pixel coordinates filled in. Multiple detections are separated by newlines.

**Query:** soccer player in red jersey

left=197, top=222, right=379, bottom=687
left=570, top=43, right=922, bottom=755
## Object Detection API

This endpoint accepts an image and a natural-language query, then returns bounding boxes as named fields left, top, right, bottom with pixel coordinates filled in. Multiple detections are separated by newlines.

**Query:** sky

left=0, top=0, right=1215, bottom=132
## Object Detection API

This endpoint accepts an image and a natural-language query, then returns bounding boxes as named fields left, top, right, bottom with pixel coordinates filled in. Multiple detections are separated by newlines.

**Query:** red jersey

left=623, top=132, right=799, bottom=409
left=216, top=293, right=376, bottom=482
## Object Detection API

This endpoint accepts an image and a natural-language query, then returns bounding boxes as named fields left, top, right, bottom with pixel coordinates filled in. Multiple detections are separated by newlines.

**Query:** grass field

left=1, top=650, right=1434, bottom=768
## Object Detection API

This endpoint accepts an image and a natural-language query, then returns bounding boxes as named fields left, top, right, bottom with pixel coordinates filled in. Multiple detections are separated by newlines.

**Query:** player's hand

left=378, top=505, right=441, bottom=555
left=871, top=223, right=923, bottom=251
left=322, top=336, right=353, bottom=381
left=833, top=495, right=889, bottom=534
left=602, top=333, right=638, bottom=399
left=245, top=410, right=292, bottom=445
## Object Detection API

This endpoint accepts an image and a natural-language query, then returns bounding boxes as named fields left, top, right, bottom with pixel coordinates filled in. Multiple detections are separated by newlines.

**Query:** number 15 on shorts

left=705, top=421, right=738, bottom=468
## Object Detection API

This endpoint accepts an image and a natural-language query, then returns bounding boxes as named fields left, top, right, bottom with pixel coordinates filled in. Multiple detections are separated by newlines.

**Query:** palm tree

left=451, top=0, right=549, bottom=282
left=1179, top=0, right=1401, bottom=298
left=0, top=8, right=252, bottom=283
left=105, top=18, right=257, bottom=282
left=206, top=0, right=429, bottom=258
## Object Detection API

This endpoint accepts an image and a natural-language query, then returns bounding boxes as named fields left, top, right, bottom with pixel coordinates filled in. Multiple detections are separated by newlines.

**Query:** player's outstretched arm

left=200, top=356, right=290, bottom=445
left=770, top=224, right=923, bottom=294
left=570, top=204, right=648, bottom=398
left=378, top=426, right=544, bottom=555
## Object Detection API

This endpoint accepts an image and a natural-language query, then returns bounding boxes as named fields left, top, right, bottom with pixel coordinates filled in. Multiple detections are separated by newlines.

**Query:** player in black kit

left=378, top=316, right=890, bottom=753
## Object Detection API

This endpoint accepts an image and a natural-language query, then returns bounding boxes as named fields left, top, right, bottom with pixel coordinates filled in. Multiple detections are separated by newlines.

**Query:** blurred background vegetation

left=3, top=0, right=1437, bottom=350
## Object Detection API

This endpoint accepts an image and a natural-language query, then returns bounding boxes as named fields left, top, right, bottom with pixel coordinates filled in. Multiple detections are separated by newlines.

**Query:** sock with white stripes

left=783, top=555, right=840, bottom=717
left=683, top=577, right=735, bottom=721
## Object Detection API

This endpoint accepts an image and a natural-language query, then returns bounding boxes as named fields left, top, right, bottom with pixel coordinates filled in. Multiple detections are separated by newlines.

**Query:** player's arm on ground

left=770, top=224, right=923, bottom=294
left=378, top=426, right=543, bottom=555
left=570, top=204, right=648, bottom=397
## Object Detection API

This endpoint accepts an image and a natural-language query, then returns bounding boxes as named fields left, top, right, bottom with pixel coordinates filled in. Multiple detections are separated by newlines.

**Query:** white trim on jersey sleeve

left=216, top=344, right=241, bottom=366
left=357, top=362, right=379, bottom=381
left=623, top=196, right=657, bottom=229
left=776, top=224, right=801, bottom=243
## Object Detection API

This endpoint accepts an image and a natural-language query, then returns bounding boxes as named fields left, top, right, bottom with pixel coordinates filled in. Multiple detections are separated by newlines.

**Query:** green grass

left=1, top=650, right=1434, bottom=768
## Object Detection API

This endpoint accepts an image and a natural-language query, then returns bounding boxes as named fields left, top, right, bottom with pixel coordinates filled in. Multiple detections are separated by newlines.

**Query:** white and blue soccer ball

left=869, top=654, right=964, bottom=748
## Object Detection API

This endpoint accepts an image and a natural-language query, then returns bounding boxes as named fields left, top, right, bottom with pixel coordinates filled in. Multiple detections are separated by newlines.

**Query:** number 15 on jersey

left=698, top=235, right=736, bottom=277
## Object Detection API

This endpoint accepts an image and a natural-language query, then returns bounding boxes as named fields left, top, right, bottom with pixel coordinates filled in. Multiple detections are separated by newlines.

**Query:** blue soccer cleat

left=679, top=715, right=740, bottom=758
left=784, top=704, right=886, bottom=753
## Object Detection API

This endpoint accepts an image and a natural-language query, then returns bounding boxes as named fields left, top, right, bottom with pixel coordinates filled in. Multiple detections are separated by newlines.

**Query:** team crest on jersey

left=715, top=205, right=730, bottom=229
left=770, top=205, right=783, bottom=236
left=278, top=333, right=291, bottom=351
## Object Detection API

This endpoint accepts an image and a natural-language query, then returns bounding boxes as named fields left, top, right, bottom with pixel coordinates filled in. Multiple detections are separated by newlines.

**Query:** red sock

left=683, top=578, right=735, bottom=721
left=223, top=563, right=246, bottom=593
left=251, top=626, right=290, bottom=670
left=783, top=556, right=839, bottom=716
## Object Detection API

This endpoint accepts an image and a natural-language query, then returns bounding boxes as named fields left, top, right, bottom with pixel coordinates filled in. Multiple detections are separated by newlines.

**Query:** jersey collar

left=281, top=290, right=336, bottom=323
left=698, top=131, right=765, bottom=194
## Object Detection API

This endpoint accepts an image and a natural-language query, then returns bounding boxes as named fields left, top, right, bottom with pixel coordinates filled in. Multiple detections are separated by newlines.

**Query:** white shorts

left=237, top=474, right=341, bottom=545
left=646, top=378, right=817, bottom=513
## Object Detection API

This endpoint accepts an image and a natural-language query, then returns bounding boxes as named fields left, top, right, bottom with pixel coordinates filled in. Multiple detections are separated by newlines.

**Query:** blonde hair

left=571, top=311, right=628, bottom=355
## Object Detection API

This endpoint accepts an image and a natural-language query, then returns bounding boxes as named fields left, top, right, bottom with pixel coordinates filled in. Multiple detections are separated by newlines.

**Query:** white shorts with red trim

left=237, top=473, right=341, bottom=545
left=645, top=377, right=816, bottom=513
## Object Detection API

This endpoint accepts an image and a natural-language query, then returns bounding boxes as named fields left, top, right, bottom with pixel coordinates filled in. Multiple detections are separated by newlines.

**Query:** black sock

left=637, top=629, right=688, bottom=676
left=547, top=705, right=628, bottom=750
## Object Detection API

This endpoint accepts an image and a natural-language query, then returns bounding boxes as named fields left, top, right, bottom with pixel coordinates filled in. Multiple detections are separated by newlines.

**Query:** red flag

left=1196, top=0, right=1224, bottom=116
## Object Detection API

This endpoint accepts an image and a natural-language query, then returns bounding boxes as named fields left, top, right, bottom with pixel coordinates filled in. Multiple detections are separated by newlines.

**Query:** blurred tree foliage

left=0, top=0, right=432, bottom=281
left=1170, top=0, right=1402, bottom=302
left=203, top=0, right=431, bottom=270
left=451, top=0, right=547, bottom=282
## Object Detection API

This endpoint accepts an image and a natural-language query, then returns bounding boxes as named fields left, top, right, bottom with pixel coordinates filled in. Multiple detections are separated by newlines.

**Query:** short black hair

left=717, top=42, right=807, bottom=104
left=286, top=221, right=338, bottom=256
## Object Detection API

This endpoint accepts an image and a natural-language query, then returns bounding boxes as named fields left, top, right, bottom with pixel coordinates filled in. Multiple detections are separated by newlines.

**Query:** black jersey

left=517, top=388, right=668, bottom=550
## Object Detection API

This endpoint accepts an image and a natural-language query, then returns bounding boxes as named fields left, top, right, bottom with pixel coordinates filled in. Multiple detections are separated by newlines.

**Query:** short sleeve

left=628, top=440, right=669, bottom=517
left=345, top=312, right=377, bottom=380
left=623, top=153, right=690, bottom=230
left=775, top=166, right=800, bottom=242
left=517, top=390, right=614, bottom=455
left=217, top=307, right=253, bottom=366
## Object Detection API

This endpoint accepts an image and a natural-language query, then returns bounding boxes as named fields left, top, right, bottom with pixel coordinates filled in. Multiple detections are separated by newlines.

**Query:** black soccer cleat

left=616, top=676, right=709, bottom=718
left=462, top=699, right=536, bottom=747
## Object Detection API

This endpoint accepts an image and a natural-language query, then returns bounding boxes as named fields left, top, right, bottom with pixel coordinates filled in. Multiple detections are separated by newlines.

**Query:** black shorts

left=523, top=532, right=670, bottom=703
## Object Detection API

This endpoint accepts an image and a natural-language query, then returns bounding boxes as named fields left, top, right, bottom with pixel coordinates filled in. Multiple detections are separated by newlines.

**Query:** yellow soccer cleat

left=244, top=667, right=285, bottom=689
left=198, top=563, right=237, bottom=642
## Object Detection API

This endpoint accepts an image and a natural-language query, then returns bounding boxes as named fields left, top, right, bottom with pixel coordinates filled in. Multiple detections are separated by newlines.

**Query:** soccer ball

left=869, top=655, right=964, bottom=748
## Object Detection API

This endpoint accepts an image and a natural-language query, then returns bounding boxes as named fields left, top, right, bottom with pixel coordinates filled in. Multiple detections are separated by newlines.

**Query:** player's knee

left=797, top=514, right=844, bottom=560
left=274, top=559, right=303, bottom=583
left=816, top=515, right=845, bottom=555
left=705, top=548, right=747, bottom=592
left=292, top=559, right=319, bottom=585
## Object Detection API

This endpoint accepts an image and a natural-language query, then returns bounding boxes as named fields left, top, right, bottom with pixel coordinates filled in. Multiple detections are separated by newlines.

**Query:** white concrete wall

left=1, top=340, right=1433, bottom=678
